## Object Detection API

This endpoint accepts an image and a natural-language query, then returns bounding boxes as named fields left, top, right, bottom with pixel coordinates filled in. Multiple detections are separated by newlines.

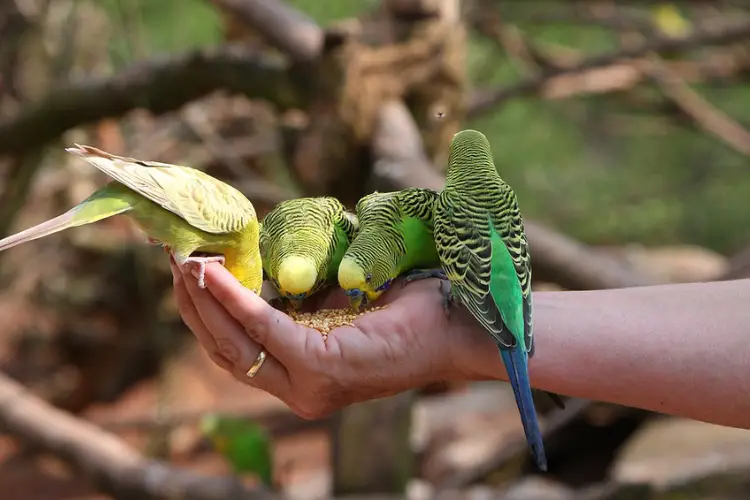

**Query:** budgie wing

left=520, top=230, right=534, bottom=356
left=354, top=191, right=380, bottom=218
left=67, top=144, right=255, bottom=234
left=337, top=210, right=360, bottom=240
left=435, top=198, right=520, bottom=349
left=398, top=188, right=439, bottom=228
left=488, top=195, right=533, bottom=355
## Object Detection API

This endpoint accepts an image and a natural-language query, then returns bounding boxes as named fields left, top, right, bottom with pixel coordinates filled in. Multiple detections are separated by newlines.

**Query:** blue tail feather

left=499, top=345, right=547, bottom=471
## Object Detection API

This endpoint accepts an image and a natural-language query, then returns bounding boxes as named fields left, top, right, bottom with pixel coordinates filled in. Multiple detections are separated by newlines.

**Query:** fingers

left=233, top=351, right=292, bottom=398
left=172, top=260, right=292, bottom=397
left=170, top=258, right=232, bottom=371
left=199, top=263, right=322, bottom=359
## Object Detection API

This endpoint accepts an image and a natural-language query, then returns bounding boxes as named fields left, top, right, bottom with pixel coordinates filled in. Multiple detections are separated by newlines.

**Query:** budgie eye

left=365, top=273, right=372, bottom=282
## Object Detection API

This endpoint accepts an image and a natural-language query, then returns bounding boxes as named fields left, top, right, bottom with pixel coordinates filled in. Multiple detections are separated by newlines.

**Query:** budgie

left=433, top=129, right=547, bottom=470
left=200, top=414, right=273, bottom=486
left=338, top=188, right=442, bottom=311
left=0, top=145, right=262, bottom=292
left=260, top=196, right=359, bottom=309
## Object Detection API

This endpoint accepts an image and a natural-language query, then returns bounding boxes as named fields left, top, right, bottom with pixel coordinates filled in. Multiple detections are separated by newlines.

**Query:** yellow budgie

left=0, top=145, right=262, bottom=292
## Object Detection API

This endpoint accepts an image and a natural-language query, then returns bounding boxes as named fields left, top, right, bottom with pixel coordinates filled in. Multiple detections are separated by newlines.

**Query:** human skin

left=171, top=258, right=750, bottom=428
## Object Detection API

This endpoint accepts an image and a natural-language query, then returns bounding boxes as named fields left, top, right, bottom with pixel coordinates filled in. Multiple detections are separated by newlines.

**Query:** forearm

left=449, top=279, right=750, bottom=428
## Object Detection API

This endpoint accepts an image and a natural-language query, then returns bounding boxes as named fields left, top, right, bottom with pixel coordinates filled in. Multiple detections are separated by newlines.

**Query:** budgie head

left=446, top=129, right=497, bottom=182
left=338, top=248, right=397, bottom=311
left=275, top=255, right=318, bottom=309
left=338, top=192, right=405, bottom=311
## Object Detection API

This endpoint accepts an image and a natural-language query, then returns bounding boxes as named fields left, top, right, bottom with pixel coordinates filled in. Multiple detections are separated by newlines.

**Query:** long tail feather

left=0, top=196, right=132, bottom=252
left=0, top=210, right=83, bottom=252
left=500, top=345, right=548, bottom=471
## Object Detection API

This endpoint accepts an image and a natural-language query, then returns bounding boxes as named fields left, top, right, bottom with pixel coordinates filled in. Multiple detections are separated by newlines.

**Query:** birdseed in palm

left=289, top=307, right=384, bottom=337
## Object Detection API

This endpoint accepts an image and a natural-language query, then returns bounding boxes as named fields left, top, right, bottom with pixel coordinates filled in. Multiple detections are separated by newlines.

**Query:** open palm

left=171, top=259, right=458, bottom=418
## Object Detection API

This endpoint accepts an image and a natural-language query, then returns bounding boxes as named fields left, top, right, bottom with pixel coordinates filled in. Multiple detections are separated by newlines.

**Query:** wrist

left=441, top=292, right=565, bottom=387
left=444, top=306, right=507, bottom=382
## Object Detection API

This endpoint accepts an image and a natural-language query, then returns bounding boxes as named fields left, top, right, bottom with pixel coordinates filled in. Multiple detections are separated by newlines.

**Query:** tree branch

left=649, top=64, right=750, bottom=153
left=0, top=372, right=272, bottom=500
left=92, top=405, right=329, bottom=439
left=211, top=0, right=323, bottom=62
left=0, top=45, right=300, bottom=156
left=468, top=20, right=750, bottom=116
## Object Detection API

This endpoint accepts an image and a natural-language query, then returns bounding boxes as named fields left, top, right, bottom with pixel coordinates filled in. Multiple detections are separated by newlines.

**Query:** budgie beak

left=345, top=288, right=365, bottom=311
left=287, top=292, right=306, bottom=311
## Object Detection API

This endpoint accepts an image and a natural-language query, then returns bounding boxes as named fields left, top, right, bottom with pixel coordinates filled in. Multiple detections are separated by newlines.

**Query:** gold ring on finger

left=246, top=349, right=268, bottom=379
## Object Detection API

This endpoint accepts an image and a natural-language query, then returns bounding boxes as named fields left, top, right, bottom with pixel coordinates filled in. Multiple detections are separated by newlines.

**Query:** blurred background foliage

left=94, top=0, right=750, bottom=253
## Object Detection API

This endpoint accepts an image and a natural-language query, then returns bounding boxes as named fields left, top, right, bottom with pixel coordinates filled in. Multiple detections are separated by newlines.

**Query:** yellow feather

left=277, top=256, right=318, bottom=296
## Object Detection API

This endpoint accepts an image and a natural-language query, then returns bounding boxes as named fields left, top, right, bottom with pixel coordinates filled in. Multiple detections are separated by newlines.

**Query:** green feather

left=489, top=219, right=526, bottom=349
left=338, top=188, right=440, bottom=304
left=201, top=414, right=273, bottom=485
left=260, top=196, right=358, bottom=305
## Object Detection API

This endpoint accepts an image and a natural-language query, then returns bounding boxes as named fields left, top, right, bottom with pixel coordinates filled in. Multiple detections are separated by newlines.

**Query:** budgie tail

left=0, top=194, right=132, bottom=252
left=500, top=345, right=548, bottom=471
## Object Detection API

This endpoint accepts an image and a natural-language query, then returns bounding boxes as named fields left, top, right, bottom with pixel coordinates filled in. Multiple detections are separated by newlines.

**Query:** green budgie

left=338, top=188, right=442, bottom=311
left=433, top=129, right=547, bottom=470
left=0, top=145, right=263, bottom=292
left=260, top=197, right=359, bottom=309
left=200, top=414, right=273, bottom=485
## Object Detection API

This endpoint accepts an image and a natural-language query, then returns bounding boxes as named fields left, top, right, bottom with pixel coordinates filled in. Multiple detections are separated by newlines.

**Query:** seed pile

left=289, top=306, right=384, bottom=337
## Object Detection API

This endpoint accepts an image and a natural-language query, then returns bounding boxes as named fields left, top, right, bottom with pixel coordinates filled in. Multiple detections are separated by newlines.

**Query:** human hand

left=170, top=258, right=463, bottom=418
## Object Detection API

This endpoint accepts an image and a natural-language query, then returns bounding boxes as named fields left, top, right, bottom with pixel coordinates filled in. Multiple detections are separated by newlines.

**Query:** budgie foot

left=400, top=268, right=447, bottom=288
left=183, top=255, right=226, bottom=289
left=438, top=280, right=460, bottom=320
left=544, top=391, right=566, bottom=410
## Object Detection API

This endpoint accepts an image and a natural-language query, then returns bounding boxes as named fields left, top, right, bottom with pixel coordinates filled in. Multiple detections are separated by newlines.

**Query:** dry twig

left=468, top=19, right=750, bottom=116
left=211, top=0, right=323, bottom=62
left=92, top=405, right=328, bottom=438
left=603, top=5, right=750, bottom=157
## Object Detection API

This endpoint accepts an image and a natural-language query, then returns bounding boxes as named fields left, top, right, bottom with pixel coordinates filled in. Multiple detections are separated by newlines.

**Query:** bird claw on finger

left=438, top=280, right=455, bottom=320
left=183, top=255, right=226, bottom=289
left=401, top=268, right=447, bottom=288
